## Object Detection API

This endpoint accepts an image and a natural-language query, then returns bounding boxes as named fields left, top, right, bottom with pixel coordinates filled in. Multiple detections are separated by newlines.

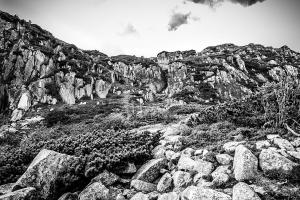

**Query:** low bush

left=167, top=104, right=205, bottom=115
left=133, top=108, right=176, bottom=125
left=186, top=121, right=236, bottom=151
left=0, top=129, right=160, bottom=184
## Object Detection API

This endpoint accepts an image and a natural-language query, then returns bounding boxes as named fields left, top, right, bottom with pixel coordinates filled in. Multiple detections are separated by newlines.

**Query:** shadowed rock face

left=1, top=10, right=300, bottom=119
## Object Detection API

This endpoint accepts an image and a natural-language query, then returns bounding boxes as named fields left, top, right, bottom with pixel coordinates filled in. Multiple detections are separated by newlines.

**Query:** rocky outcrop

left=1, top=11, right=300, bottom=121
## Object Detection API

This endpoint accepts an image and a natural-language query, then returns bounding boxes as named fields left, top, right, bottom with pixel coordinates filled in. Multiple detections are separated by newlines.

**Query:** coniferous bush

left=0, top=129, right=160, bottom=184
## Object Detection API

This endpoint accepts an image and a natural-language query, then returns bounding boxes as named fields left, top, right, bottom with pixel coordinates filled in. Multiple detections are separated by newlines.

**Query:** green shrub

left=0, top=129, right=160, bottom=184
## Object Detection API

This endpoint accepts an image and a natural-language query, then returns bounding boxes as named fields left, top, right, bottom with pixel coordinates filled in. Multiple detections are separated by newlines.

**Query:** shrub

left=44, top=110, right=70, bottom=127
left=260, top=76, right=300, bottom=128
left=194, top=76, right=300, bottom=129
left=167, top=104, right=205, bottom=115
left=133, top=108, right=176, bottom=125
left=187, top=121, right=236, bottom=151
left=0, top=129, right=160, bottom=184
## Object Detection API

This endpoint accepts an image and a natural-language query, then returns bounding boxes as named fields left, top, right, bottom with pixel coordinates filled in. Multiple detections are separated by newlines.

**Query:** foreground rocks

left=12, top=149, right=84, bottom=200
left=1, top=122, right=300, bottom=200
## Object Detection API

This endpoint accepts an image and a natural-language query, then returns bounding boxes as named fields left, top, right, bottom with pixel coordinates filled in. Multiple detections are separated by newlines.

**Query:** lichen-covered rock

left=132, top=158, right=167, bottom=183
left=130, top=180, right=156, bottom=193
left=0, top=187, right=37, bottom=200
left=233, top=145, right=258, bottom=181
left=181, top=186, right=231, bottom=200
left=78, top=182, right=109, bottom=200
left=12, top=149, right=84, bottom=200
left=157, top=173, right=173, bottom=193
left=259, top=148, right=298, bottom=178
left=233, top=182, right=261, bottom=200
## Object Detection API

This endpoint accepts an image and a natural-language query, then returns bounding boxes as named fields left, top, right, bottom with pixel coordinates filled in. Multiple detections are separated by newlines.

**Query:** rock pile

left=1, top=122, right=299, bottom=200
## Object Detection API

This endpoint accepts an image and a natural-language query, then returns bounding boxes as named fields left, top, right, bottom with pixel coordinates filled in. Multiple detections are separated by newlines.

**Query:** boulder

left=158, top=192, right=179, bottom=200
left=233, top=145, right=258, bottom=181
left=90, top=170, right=119, bottom=187
left=132, top=158, right=167, bottom=182
left=130, top=180, right=156, bottom=193
left=152, top=145, right=166, bottom=159
left=212, top=165, right=231, bottom=178
left=255, top=140, right=271, bottom=150
left=17, top=90, right=31, bottom=111
left=287, top=151, right=300, bottom=160
left=173, top=171, right=192, bottom=189
left=119, top=163, right=137, bottom=174
left=130, top=192, right=149, bottom=200
left=157, top=173, right=173, bottom=193
left=12, top=149, right=84, bottom=200
left=233, top=182, right=261, bottom=200
left=259, top=148, right=298, bottom=178
left=181, top=186, right=231, bottom=200
left=273, top=138, right=295, bottom=151
left=216, top=154, right=233, bottom=165
left=0, top=183, right=13, bottom=195
left=0, top=187, right=37, bottom=200
left=177, top=156, right=214, bottom=175
left=79, top=182, right=109, bottom=200
left=11, top=109, right=24, bottom=122
left=223, top=141, right=246, bottom=153
left=212, top=173, right=230, bottom=187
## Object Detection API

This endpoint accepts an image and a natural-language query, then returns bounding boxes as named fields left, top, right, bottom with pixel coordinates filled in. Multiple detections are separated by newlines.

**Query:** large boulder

left=233, top=182, right=261, bottom=200
left=259, top=148, right=299, bottom=178
left=233, top=145, right=258, bottom=181
left=132, top=158, right=167, bottom=182
left=0, top=187, right=37, bottom=200
left=12, top=149, right=84, bottom=200
left=181, top=186, right=231, bottom=200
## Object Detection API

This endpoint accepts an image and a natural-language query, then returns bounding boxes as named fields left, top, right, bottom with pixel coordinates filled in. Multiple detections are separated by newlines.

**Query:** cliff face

left=1, top=10, right=300, bottom=120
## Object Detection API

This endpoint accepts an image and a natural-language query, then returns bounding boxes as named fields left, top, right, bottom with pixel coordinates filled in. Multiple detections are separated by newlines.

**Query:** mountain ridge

left=1, top=10, right=300, bottom=121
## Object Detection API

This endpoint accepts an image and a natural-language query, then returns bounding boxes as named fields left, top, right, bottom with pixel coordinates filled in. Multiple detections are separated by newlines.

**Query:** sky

left=0, top=0, right=299, bottom=57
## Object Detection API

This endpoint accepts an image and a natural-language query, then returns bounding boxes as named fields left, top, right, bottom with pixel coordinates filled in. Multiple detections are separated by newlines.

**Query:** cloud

left=119, top=23, right=138, bottom=36
left=168, top=12, right=191, bottom=31
left=186, top=0, right=266, bottom=7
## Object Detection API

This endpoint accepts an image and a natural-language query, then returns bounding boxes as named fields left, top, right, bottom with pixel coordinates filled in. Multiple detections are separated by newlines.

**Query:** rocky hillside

left=1, top=9, right=300, bottom=200
left=1, top=10, right=300, bottom=121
